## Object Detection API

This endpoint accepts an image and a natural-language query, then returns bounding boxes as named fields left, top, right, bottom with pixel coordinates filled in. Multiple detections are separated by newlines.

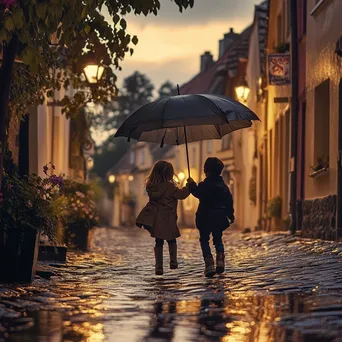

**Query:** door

left=337, top=79, right=342, bottom=239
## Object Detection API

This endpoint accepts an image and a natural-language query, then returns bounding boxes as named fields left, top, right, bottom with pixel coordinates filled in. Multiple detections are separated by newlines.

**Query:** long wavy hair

left=146, top=161, right=175, bottom=187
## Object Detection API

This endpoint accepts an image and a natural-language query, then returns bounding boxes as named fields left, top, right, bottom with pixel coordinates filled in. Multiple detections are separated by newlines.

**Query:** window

left=222, top=135, right=232, bottom=150
left=303, top=0, right=307, bottom=35
left=191, top=146, right=197, bottom=167
left=314, top=79, right=330, bottom=163
left=286, top=0, right=291, bottom=37
left=130, top=151, right=135, bottom=164
left=207, top=140, right=213, bottom=153
left=277, top=13, right=283, bottom=45
left=140, top=149, right=145, bottom=165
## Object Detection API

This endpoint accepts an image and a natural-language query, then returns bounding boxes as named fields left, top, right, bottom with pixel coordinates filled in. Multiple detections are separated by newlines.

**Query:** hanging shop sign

left=268, top=54, right=291, bottom=85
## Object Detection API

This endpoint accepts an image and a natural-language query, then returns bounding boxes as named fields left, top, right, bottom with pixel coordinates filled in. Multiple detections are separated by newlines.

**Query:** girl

left=136, top=161, right=191, bottom=275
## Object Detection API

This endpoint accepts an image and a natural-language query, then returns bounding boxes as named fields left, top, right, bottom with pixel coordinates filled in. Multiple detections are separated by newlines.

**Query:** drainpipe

left=290, top=0, right=299, bottom=234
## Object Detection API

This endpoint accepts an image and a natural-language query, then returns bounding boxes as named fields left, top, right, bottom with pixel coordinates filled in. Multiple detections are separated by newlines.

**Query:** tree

left=104, top=71, right=155, bottom=129
left=93, top=71, right=154, bottom=178
left=158, top=80, right=177, bottom=99
left=0, top=0, right=195, bottom=190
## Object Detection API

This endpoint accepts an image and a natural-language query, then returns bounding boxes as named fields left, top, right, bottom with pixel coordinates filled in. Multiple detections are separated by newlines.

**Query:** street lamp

left=234, top=78, right=250, bottom=103
left=83, top=64, right=105, bottom=84
left=128, top=175, right=134, bottom=181
left=86, top=157, right=94, bottom=169
left=109, top=175, right=116, bottom=183
left=178, top=172, right=185, bottom=182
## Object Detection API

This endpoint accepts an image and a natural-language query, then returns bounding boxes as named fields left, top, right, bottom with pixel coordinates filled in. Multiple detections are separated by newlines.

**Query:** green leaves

left=3, top=16, right=14, bottom=31
left=36, top=2, right=48, bottom=20
left=120, top=18, right=127, bottom=30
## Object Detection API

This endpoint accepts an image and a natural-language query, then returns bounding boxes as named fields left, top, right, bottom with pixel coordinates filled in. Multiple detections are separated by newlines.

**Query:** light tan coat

left=136, top=182, right=190, bottom=240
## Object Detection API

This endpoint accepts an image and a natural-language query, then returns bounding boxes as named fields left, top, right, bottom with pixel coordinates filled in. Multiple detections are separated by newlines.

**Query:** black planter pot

left=38, top=245, right=67, bottom=263
left=0, top=225, right=40, bottom=283
left=65, top=224, right=93, bottom=251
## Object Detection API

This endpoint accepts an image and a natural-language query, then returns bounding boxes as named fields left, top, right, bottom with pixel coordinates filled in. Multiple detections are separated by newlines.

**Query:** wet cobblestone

left=1, top=227, right=342, bottom=341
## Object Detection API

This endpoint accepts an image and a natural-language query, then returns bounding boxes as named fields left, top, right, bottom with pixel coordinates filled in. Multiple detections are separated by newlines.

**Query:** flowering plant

left=62, top=179, right=99, bottom=229
left=0, top=151, right=66, bottom=241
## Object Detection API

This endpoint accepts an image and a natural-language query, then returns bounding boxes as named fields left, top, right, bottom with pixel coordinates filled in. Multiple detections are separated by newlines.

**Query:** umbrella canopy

left=114, top=94, right=259, bottom=146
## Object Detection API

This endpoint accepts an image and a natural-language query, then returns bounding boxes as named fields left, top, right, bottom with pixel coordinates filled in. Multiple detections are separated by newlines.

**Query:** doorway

left=337, top=79, right=342, bottom=239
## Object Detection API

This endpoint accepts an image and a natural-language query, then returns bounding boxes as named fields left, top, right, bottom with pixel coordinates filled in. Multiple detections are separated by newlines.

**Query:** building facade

left=301, top=0, right=342, bottom=239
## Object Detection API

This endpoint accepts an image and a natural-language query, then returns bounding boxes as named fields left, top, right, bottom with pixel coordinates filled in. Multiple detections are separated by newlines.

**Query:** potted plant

left=0, top=154, right=65, bottom=283
left=62, top=179, right=99, bottom=250
left=267, top=196, right=282, bottom=231
left=309, top=156, right=329, bottom=177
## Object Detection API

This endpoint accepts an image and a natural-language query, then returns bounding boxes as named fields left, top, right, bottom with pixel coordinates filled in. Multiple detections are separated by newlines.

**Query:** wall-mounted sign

left=268, top=54, right=291, bottom=85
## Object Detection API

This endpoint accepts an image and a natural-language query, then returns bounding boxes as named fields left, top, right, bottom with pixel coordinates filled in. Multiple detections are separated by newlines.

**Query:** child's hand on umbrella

left=187, top=177, right=196, bottom=184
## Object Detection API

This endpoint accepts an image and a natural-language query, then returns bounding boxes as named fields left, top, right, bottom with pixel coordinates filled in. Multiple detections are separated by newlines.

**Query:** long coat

left=190, top=176, right=234, bottom=232
left=136, top=182, right=190, bottom=241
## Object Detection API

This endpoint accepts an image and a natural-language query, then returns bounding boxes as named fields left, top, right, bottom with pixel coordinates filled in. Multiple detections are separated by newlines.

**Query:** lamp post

left=234, top=78, right=250, bottom=103
left=83, top=64, right=105, bottom=85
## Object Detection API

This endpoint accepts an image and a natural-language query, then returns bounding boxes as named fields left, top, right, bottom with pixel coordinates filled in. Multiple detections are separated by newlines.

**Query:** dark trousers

left=155, top=238, right=177, bottom=247
left=199, top=230, right=224, bottom=259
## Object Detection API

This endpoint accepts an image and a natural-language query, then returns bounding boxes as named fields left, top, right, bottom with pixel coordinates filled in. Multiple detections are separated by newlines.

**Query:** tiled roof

left=179, top=25, right=253, bottom=97
left=255, top=1, right=268, bottom=75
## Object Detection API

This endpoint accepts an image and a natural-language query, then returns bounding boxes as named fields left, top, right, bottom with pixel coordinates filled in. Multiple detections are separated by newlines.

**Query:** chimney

left=219, top=27, right=238, bottom=58
left=200, top=51, right=214, bottom=72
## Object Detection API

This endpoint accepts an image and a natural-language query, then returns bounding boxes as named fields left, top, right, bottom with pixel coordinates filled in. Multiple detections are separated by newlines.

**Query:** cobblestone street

left=1, top=227, right=342, bottom=341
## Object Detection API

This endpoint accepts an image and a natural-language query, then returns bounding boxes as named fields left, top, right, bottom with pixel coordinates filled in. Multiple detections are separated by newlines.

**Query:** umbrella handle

left=184, top=126, right=191, bottom=179
left=177, top=85, right=191, bottom=179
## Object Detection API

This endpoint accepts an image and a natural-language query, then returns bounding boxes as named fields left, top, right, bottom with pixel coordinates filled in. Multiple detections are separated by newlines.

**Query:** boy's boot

left=154, top=246, right=163, bottom=275
left=169, top=244, right=178, bottom=269
left=204, top=255, right=216, bottom=278
left=216, top=252, right=225, bottom=274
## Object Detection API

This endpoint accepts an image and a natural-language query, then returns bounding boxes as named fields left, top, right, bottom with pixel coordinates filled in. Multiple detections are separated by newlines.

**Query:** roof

left=254, top=1, right=268, bottom=75
left=108, top=146, right=137, bottom=175
left=180, top=25, right=253, bottom=96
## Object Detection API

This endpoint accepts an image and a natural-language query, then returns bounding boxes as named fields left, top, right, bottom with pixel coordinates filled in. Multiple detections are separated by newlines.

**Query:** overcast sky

left=107, top=0, right=262, bottom=92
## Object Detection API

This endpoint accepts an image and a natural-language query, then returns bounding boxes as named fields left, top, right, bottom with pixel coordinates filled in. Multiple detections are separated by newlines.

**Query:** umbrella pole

left=177, top=84, right=191, bottom=179
left=183, top=126, right=191, bottom=178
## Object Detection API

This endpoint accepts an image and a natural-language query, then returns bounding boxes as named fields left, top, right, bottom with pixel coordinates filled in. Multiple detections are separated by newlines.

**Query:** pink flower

left=1, top=0, right=16, bottom=9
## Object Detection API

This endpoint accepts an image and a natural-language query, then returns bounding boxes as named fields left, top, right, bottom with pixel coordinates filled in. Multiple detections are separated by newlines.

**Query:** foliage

left=158, top=80, right=177, bottom=99
left=282, top=215, right=291, bottom=230
left=248, top=165, right=257, bottom=206
left=310, top=155, right=329, bottom=172
left=0, top=0, right=194, bottom=121
left=274, top=43, right=289, bottom=53
left=103, top=71, right=155, bottom=129
left=267, top=196, right=282, bottom=219
left=62, top=178, right=99, bottom=229
left=92, top=137, right=129, bottom=178
left=0, top=151, right=65, bottom=241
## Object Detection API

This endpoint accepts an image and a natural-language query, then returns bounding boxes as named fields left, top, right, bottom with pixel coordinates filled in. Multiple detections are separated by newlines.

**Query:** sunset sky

left=109, top=0, right=262, bottom=92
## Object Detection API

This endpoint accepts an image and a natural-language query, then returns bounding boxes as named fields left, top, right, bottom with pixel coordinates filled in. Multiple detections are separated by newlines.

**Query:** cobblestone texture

left=1, top=227, right=342, bottom=341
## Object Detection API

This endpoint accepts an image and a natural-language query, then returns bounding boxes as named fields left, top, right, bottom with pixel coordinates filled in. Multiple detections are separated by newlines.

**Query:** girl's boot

left=216, top=252, right=225, bottom=274
left=154, top=246, right=163, bottom=275
left=169, top=243, right=178, bottom=269
left=204, top=255, right=215, bottom=278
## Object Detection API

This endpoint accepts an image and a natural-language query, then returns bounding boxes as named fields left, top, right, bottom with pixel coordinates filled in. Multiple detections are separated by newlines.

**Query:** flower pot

left=0, top=225, right=40, bottom=283
left=64, top=224, right=93, bottom=251
left=38, top=245, right=67, bottom=263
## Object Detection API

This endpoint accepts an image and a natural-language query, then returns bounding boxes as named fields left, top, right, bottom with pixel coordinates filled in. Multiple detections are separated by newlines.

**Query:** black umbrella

left=115, top=85, right=259, bottom=177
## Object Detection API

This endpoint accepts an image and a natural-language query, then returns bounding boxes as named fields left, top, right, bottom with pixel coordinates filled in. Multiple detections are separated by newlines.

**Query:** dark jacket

left=189, top=176, right=234, bottom=231
left=136, top=182, right=190, bottom=240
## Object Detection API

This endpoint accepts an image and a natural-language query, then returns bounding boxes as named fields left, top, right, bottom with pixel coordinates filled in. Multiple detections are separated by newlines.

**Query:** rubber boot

left=169, top=243, right=178, bottom=269
left=204, top=255, right=215, bottom=278
left=154, top=246, right=163, bottom=275
left=216, top=252, right=225, bottom=274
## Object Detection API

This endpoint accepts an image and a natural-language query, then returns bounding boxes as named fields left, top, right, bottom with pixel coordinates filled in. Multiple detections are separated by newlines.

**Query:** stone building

left=301, top=0, right=342, bottom=240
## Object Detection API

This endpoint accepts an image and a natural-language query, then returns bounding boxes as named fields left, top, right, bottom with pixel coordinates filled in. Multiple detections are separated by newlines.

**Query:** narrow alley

left=1, top=227, right=342, bottom=341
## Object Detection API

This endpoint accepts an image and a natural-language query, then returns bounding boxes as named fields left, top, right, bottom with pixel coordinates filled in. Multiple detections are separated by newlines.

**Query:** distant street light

left=234, top=78, right=250, bottom=103
left=83, top=64, right=105, bottom=84
left=108, top=175, right=116, bottom=183
left=87, top=157, right=94, bottom=169
left=128, top=175, right=134, bottom=181
left=178, top=172, right=185, bottom=182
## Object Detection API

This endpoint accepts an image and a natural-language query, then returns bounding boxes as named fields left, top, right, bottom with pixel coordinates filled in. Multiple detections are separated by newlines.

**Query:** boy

left=188, top=157, right=234, bottom=277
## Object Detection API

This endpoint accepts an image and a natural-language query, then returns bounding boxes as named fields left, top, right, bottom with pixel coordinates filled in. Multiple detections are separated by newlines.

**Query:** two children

left=136, top=157, right=234, bottom=278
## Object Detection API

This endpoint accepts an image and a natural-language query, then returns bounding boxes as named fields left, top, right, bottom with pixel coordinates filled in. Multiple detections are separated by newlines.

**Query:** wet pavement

left=1, top=227, right=342, bottom=342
